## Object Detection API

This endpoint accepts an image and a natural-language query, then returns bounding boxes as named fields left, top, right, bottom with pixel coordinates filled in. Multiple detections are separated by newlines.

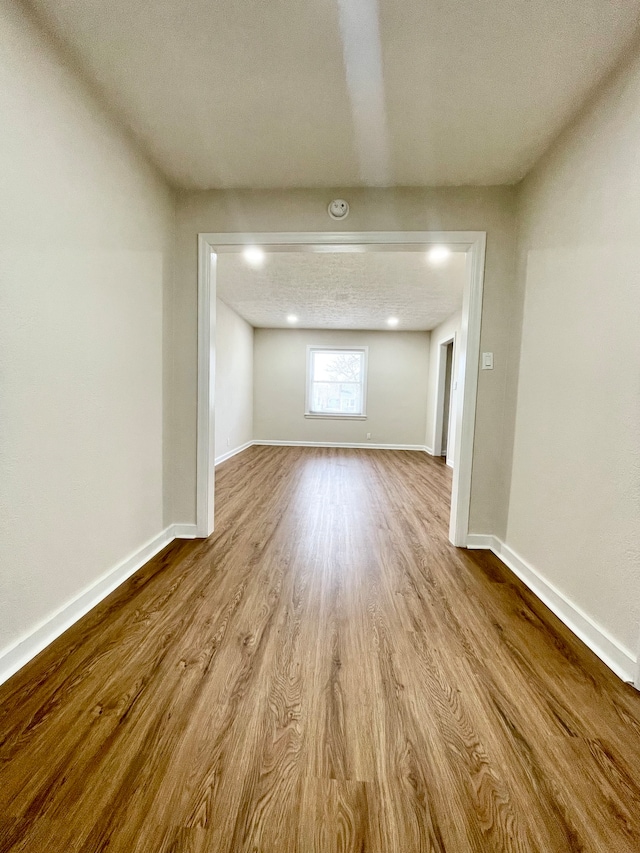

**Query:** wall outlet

left=366, top=432, right=372, bottom=440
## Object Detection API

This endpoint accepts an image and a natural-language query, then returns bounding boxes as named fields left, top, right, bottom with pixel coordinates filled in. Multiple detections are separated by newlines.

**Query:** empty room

left=2, top=0, right=640, bottom=850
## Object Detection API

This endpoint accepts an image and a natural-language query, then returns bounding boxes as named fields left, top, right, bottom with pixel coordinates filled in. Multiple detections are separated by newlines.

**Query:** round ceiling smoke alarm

left=328, top=199, right=350, bottom=220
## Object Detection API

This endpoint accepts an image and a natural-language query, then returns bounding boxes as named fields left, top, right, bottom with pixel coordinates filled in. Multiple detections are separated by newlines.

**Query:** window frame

left=305, top=345, right=369, bottom=420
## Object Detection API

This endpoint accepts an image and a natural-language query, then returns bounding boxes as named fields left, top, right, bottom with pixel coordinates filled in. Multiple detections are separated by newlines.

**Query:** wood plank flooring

left=1, top=446, right=640, bottom=852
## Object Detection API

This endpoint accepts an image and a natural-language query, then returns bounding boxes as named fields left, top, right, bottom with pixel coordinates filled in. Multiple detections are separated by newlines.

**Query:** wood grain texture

left=1, top=446, right=640, bottom=852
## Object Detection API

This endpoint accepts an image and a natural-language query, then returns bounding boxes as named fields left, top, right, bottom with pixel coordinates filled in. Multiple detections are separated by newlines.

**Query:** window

left=306, top=346, right=368, bottom=418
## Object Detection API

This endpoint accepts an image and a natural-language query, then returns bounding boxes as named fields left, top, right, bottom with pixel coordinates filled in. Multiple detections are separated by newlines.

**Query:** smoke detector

left=328, top=199, right=350, bottom=220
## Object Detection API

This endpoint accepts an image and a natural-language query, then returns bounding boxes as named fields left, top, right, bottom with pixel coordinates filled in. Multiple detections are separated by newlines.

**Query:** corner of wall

left=163, top=192, right=179, bottom=530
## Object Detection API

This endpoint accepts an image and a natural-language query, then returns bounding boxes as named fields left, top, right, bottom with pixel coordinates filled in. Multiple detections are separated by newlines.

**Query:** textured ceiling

left=217, top=251, right=466, bottom=330
left=26, top=0, right=640, bottom=189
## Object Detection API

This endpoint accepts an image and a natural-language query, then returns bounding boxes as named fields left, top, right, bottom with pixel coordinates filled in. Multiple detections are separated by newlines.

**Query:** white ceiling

left=217, top=250, right=466, bottom=330
left=28, top=0, right=640, bottom=189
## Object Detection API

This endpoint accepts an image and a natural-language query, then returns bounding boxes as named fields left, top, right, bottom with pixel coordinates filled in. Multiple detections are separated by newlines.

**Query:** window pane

left=308, top=349, right=366, bottom=416
left=312, top=351, right=362, bottom=382
left=311, top=381, right=362, bottom=414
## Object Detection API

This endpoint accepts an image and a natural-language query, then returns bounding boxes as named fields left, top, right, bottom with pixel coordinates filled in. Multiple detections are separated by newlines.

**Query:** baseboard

left=466, top=534, right=636, bottom=684
left=254, top=440, right=429, bottom=452
left=424, top=445, right=434, bottom=455
left=466, top=533, right=499, bottom=550
left=171, top=523, right=200, bottom=539
left=0, top=526, right=176, bottom=688
left=215, top=440, right=253, bottom=466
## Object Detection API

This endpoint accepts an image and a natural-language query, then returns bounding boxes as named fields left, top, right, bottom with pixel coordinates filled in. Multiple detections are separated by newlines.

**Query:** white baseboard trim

left=424, top=445, right=434, bottom=455
left=466, top=534, right=636, bottom=684
left=466, top=533, right=499, bottom=550
left=0, top=526, right=176, bottom=688
left=254, top=440, right=429, bottom=452
left=171, top=523, right=200, bottom=539
left=215, top=440, right=254, bottom=466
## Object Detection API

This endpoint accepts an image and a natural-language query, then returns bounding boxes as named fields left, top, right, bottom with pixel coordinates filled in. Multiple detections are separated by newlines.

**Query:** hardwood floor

left=1, top=446, right=640, bottom=852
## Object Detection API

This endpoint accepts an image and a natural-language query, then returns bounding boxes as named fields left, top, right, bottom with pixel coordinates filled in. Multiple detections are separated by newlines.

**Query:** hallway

left=1, top=446, right=639, bottom=852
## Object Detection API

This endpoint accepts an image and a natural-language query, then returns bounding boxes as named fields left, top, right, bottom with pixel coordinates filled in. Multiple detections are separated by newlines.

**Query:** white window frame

left=305, top=345, right=368, bottom=419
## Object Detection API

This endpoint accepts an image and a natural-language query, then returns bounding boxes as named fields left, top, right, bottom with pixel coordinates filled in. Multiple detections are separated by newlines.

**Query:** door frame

left=433, top=333, right=457, bottom=462
left=196, top=230, right=486, bottom=546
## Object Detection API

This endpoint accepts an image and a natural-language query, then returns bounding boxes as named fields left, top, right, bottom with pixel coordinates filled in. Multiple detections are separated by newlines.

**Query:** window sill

left=304, top=413, right=367, bottom=420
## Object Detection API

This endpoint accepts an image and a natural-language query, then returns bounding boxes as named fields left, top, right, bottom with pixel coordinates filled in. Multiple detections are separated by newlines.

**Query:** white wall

left=214, top=299, right=253, bottom=462
left=0, top=1, right=174, bottom=664
left=507, top=46, right=640, bottom=658
left=171, top=186, right=518, bottom=535
left=425, top=311, right=462, bottom=464
left=254, top=329, right=430, bottom=447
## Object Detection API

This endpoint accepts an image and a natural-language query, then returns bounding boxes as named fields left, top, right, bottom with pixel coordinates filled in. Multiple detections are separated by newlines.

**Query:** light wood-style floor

left=1, top=446, right=640, bottom=852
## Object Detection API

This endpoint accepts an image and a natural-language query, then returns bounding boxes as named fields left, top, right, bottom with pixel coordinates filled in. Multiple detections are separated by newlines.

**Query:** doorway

left=442, top=342, right=454, bottom=461
left=196, top=231, right=486, bottom=547
left=433, top=335, right=457, bottom=468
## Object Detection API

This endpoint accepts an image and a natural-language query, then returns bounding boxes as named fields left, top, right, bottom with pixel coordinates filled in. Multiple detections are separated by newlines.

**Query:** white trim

left=215, top=440, right=254, bottom=466
left=254, top=440, right=428, bottom=451
left=433, top=334, right=456, bottom=457
left=216, top=438, right=440, bottom=455
left=305, top=345, right=368, bottom=418
left=196, top=236, right=217, bottom=538
left=466, top=535, right=636, bottom=684
left=304, top=414, right=367, bottom=420
left=197, top=231, right=486, bottom=547
left=0, top=527, right=176, bottom=688
left=171, top=523, right=200, bottom=539
left=466, top=533, right=499, bottom=550
left=448, top=239, right=485, bottom=545
left=204, top=230, right=483, bottom=248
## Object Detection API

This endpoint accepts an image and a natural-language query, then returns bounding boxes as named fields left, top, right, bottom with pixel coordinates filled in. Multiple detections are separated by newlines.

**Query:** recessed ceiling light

left=287, top=314, right=298, bottom=324
left=387, top=316, right=399, bottom=327
left=427, top=245, right=451, bottom=264
left=243, top=246, right=265, bottom=267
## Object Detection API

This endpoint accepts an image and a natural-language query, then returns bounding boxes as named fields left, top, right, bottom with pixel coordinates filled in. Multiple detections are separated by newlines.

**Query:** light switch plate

left=482, top=352, right=494, bottom=370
